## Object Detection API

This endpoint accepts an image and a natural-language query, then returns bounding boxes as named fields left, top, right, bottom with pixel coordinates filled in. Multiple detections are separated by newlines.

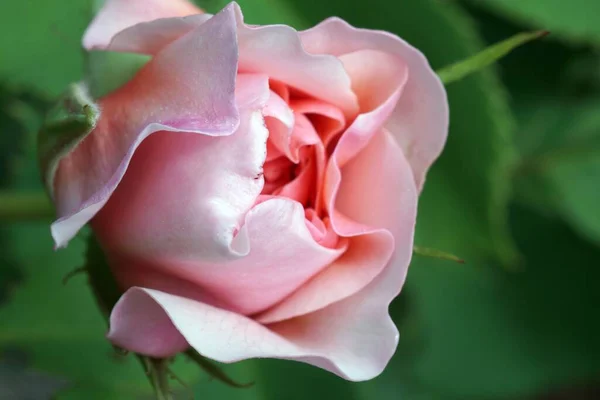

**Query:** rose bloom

left=48, top=0, right=448, bottom=380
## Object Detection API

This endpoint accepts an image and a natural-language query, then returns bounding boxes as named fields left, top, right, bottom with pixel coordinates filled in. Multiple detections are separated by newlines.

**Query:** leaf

left=514, top=97, right=600, bottom=244
left=469, top=6, right=600, bottom=245
left=398, top=204, right=600, bottom=398
left=0, top=0, right=92, bottom=96
left=469, top=0, right=600, bottom=43
left=0, top=225, right=205, bottom=399
left=437, top=30, right=548, bottom=85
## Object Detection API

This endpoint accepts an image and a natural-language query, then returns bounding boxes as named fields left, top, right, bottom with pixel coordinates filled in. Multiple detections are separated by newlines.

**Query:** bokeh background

left=1, top=0, right=599, bottom=399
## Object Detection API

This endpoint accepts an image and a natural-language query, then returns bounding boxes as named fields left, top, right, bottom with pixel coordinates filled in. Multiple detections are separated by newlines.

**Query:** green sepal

left=84, top=234, right=253, bottom=395
left=436, top=31, right=548, bottom=85
left=85, top=234, right=122, bottom=320
left=86, top=51, right=151, bottom=99
left=37, top=83, right=99, bottom=197
left=185, top=349, right=254, bottom=389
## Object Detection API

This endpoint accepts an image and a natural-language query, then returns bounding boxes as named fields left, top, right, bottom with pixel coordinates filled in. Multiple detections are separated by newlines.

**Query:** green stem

left=0, top=191, right=54, bottom=221
left=146, top=358, right=173, bottom=400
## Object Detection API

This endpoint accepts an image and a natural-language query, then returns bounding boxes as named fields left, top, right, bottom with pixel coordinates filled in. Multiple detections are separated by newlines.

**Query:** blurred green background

left=1, top=0, right=599, bottom=399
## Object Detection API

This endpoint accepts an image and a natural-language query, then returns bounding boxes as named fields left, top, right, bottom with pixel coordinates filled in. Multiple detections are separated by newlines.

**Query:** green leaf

left=469, top=0, right=600, bottom=43
left=437, top=30, right=548, bottom=85
left=399, top=204, right=600, bottom=398
left=514, top=97, right=600, bottom=244
left=0, top=1, right=92, bottom=96
left=0, top=225, right=209, bottom=399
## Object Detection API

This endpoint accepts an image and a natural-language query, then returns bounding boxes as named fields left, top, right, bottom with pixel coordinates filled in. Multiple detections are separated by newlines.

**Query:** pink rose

left=48, top=0, right=448, bottom=380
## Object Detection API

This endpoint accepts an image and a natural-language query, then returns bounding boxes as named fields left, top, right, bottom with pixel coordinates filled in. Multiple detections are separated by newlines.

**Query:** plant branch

left=0, top=191, right=54, bottom=221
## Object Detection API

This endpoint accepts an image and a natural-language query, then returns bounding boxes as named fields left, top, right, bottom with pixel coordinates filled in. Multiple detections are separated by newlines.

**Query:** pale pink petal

left=338, top=49, right=407, bottom=114
left=231, top=4, right=359, bottom=117
left=107, top=287, right=190, bottom=357
left=300, top=18, right=449, bottom=189
left=256, top=221, right=393, bottom=324
left=83, top=0, right=201, bottom=50
left=52, top=6, right=240, bottom=248
left=101, top=198, right=344, bottom=316
left=257, top=53, right=409, bottom=322
left=263, top=90, right=295, bottom=162
left=335, top=130, right=417, bottom=242
left=265, top=102, right=323, bottom=164
left=235, top=73, right=270, bottom=109
left=257, top=130, right=416, bottom=323
left=92, top=110, right=266, bottom=268
left=290, top=98, right=345, bottom=148
left=108, top=278, right=401, bottom=381
left=106, top=14, right=211, bottom=55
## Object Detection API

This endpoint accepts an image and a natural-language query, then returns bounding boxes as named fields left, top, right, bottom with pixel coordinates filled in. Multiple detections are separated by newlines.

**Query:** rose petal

left=338, top=49, right=407, bottom=114
left=290, top=98, right=345, bottom=149
left=236, top=73, right=271, bottom=109
left=257, top=130, right=415, bottom=323
left=52, top=5, right=240, bottom=248
left=93, top=109, right=266, bottom=267
left=231, top=4, right=359, bottom=117
left=108, top=274, right=400, bottom=381
left=102, top=198, right=344, bottom=316
left=106, top=14, right=212, bottom=55
left=83, top=0, right=201, bottom=50
left=300, top=17, right=449, bottom=189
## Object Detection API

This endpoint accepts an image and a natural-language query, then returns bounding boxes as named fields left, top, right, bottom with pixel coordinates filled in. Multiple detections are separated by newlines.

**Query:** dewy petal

left=300, top=17, right=449, bottom=190
left=83, top=0, right=201, bottom=50
left=230, top=3, right=359, bottom=117
left=108, top=277, right=400, bottom=381
left=102, top=198, right=344, bottom=316
left=52, top=5, right=240, bottom=248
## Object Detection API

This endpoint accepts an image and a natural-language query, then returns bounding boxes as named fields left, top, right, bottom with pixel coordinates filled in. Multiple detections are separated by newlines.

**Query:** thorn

left=62, top=266, right=88, bottom=285
left=413, top=246, right=465, bottom=264
left=112, top=346, right=129, bottom=357
left=537, top=30, right=551, bottom=38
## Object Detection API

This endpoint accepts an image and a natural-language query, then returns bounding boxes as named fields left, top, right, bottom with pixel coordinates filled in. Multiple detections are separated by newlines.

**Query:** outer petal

left=93, top=109, right=266, bottom=267
left=83, top=0, right=201, bottom=50
left=300, top=17, right=449, bottom=189
left=52, top=5, right=239, bottom=247
left=99, top=198, right=345, bottom=316
left=108, top=266, right=402, bottom=382
left=90, top=2, right=359, bottom=116
left=231, top=4, right=359, bottom=117
left=105, top=14, right=212, bottom=55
